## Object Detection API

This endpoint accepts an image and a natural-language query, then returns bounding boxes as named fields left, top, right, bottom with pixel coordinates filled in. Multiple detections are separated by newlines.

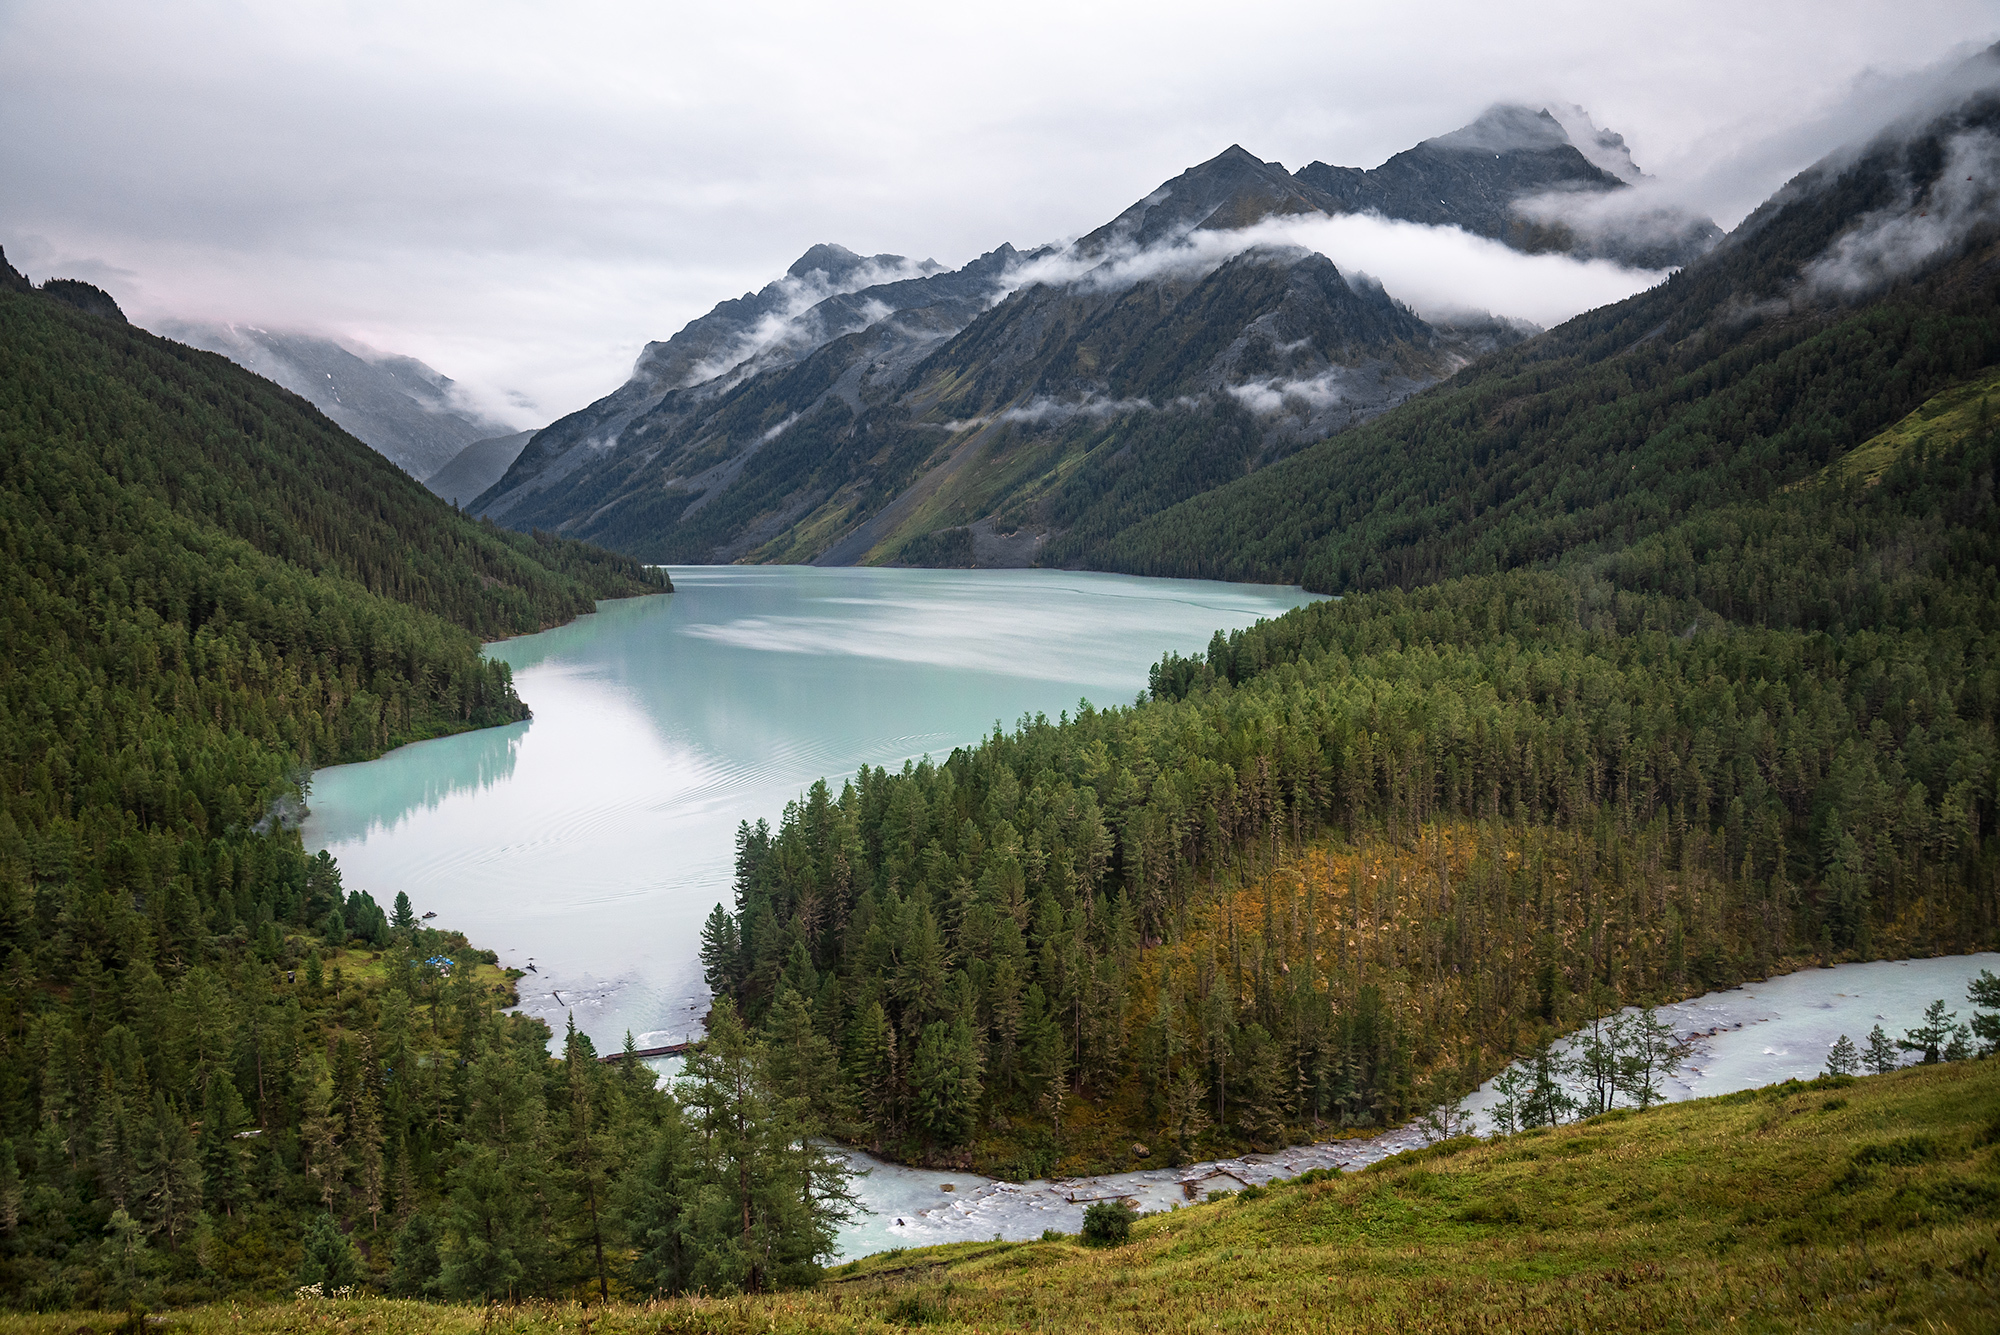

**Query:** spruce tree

left=1824, top=1033, right=1861, bottom=1077
left=296, top=1212, right=362, bottom=1292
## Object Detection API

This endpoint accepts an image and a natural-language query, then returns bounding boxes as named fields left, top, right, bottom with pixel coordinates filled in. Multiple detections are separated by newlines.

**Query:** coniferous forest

left=0, top=273, right=861, bottom=1308
left=703, top=100, right=2000, bottom=1174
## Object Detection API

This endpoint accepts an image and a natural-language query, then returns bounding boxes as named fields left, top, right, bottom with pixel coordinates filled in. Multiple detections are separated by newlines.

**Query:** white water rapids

left=819, top=952, right=1997, bottom=1258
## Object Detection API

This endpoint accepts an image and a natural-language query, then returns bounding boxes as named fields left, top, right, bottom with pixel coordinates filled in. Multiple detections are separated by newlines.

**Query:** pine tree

left=675, top=1001, right=856, bottom=1294
left=845, top=1001, right=897, bottom=1144
left=562, top=1016, right=613, bottom=1303
left=1518, top=1029, right=1577, bottom=1128
left=763, top=988, right=848, bottom=1135
left=1616, top=1008, right=1691, bottom=1110
left=1163, top=1070, right=1211, bottom=1157
left=438, top=1023, right=560, bottom=1299
left=1824, top=1033, right=1861, bottom=1077
left=1570, top=1000, right=1629, bottom=1115
left=297, top=1051, right=343, bottom=1213
left=1020, top=985, right=1067, bottom=1130
left=133, top=1095, right=204, bottom=1251
left=0, top=1139, right=20, bottom=1237
left=1971, top=969, right=2000, bottom=1057
left=1488, top=1065, right=1528, bottom=1137
left=102, top=1207, right=151, bottom=1303
left=912, top=1019, right=982, bottom=1148
left=1899, top=1000, right=1957, bottom=1064
left=621, top=1096, right=694, bottom=1297
left=350, top=1090, right=387, bottom=1232
left=699, top=904, right=741, bottom=995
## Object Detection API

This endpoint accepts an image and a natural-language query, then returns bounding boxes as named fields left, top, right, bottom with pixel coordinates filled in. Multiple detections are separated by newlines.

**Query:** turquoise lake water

left=301, top=566, right=1320, bottom=1049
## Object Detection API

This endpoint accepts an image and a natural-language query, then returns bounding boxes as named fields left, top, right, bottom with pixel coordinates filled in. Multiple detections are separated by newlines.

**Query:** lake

left=301, top=566, right=1321, bottom=1049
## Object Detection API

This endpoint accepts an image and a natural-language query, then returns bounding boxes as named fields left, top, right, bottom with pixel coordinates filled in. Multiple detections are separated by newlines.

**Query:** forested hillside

left=0, top=268, right=686, bottom=1306
left=703, top=87, right=2000, bottom=1174
left=1065, top=90, right=2000, bottom=587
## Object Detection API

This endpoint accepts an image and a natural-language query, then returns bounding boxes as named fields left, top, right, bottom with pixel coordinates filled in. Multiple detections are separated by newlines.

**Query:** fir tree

left=388, top=1213, right=440, bottom=1296
left=296, top=1213, right=362, bottom=1292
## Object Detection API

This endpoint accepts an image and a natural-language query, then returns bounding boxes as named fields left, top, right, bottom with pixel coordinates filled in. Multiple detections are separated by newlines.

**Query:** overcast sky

left=2, top=1, right=1993, bottom=425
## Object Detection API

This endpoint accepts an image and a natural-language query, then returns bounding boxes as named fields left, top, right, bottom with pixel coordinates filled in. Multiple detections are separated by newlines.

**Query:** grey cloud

left=1803, top=129, right=2000, bottom=297
left=3, top=2, right=1992, bottom=423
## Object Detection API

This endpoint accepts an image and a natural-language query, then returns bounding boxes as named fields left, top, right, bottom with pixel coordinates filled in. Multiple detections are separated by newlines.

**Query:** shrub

left=1081, top=1200, right=1138, bottom=1246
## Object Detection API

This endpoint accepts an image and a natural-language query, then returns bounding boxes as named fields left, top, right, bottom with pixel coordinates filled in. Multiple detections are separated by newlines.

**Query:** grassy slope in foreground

left=14, top=1059, right=1998, bottom=1332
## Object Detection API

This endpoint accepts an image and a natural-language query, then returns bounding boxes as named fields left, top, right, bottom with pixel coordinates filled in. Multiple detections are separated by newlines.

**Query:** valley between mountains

left=3, top=31, right=2000, bottom=1323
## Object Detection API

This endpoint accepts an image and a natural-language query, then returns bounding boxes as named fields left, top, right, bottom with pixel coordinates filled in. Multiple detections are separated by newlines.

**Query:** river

left=831, top=951, right=1999, bottom=1257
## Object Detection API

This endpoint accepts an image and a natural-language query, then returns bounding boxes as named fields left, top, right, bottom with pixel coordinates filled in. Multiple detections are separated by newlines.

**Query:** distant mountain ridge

left=1074, top=61, right=2000, bottom=589
left=475, top=102, right=1691, bottom=566
left=424, top=429, right=538, bottom=507
left=156, top=322, right=518, bottom=481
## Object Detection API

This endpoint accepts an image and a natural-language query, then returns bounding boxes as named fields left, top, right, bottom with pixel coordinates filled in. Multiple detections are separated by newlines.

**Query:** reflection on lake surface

left=302, top=566, right=1320, bottom=1048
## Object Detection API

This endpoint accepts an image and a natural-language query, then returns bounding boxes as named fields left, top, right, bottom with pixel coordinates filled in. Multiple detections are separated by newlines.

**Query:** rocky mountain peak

left=1080, top=144, right=1327, bottom=253
left=788, top=242, right=871, bottom=280
left=1422, top=104, right=1574, bottom=156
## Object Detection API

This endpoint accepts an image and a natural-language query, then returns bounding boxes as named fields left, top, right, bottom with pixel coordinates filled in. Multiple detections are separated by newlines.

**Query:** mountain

left=155, top=322, right=517, bottom=480
left=1295, top=103, right=1719, bottom=269
left=424, top=428, right=537, bottom=506
left=472, top=104, right=1712, bottom=568
left=474, top=233, right=1500, bottom=567
left=1074, top=65, right=2000, bottom=588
